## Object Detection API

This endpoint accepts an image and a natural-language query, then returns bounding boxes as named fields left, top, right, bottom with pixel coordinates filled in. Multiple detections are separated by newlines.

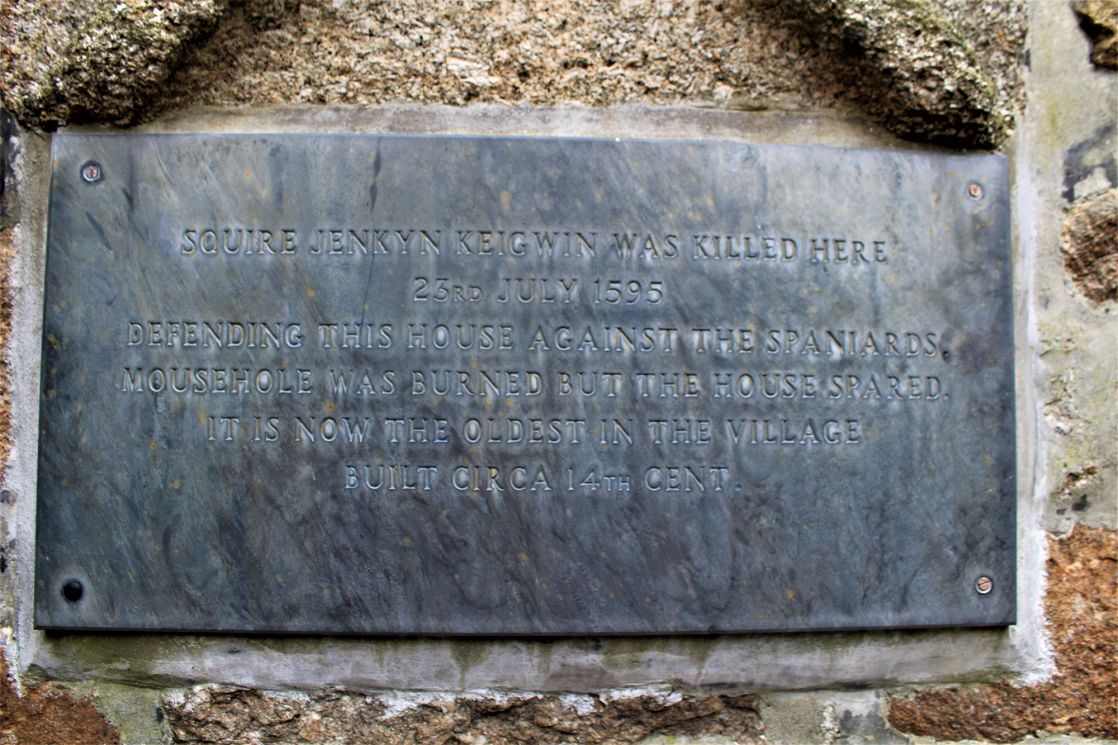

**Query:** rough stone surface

left=160, top=0, right=866, bottom=113
left=1062, top=188, right=1118, bottom=302
left=0, top=117, right=13, bottom=471
left=163, top=0, right=1025, bottom=148
left=164, top=689, right=764, bottom=744
left=777, top=0, right=1023, bottom=147
left=0, top=0, right=227, bottom=128
left=0, top=112, right=13, bottom=228
left=888, top=526, right=1118, bottom=741
left=0, top=227, right=10, bottom=478
left=1073, top=0, right=1118, bottom=68
left=0, top=650, right=121, bottom=745
left=0, top=0, right=1025, bottom=148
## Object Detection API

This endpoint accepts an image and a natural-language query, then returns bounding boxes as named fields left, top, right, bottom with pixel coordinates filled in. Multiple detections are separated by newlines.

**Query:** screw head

left=975, top=576, right=993, bottom=595
left=61, top=578, right=84, bottom=602
left=80, top=160, right=103, bottom=183
left=967, top=182, right=983, bottom=199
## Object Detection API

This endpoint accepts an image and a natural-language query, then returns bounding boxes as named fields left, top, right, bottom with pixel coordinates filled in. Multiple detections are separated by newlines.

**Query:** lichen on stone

left=1, top=0, right=1026, bottom=149
left=774, top=0, right=1025, bottom=147
left=0, top=0, right=229, bottom=128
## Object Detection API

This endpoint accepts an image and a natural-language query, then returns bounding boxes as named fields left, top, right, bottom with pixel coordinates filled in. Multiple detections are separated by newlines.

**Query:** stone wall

left=0, top=0, right=1114, bottom=743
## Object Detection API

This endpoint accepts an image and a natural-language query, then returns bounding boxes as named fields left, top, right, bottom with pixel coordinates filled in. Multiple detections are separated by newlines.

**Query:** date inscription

left=35, top=134, right=1016, bottom=635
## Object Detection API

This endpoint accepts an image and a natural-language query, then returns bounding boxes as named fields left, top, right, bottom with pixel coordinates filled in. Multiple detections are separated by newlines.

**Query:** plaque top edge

left=48, top=129, right=1008, bottom=166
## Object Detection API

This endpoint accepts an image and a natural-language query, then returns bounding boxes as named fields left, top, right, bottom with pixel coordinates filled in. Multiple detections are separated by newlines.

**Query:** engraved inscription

left=125, top=223, right=948, bottom=490
left=36, top=134, right=1015, bottom=634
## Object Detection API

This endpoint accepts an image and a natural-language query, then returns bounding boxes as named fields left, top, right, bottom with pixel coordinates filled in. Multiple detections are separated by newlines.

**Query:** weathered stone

left=825, top=693, right=909, bottom=744
left=0, top=0, right=1025, bottom=149
left=0, top=226, right=12, bottom=477
left=1062, top=124, right=1116, bottom=203
left=777, top=0, right=1019, bottom=147
left=159, top=0, right=870, bottom=113
left=0, top=650, right=120, bottom=745
left=167, top=0, right=1026, bottom=149
left=0, top=112, right=16, bottom=229
left=1062, top=188, right=1118, bottom=302
left=1054, top=464, right=1103, bottom=519
left=0, top=114, right=16, bottom=471
left=164, top=688, right=764, bottom=744
left=242, top=0, right=301, bottom=31
left=888, top=525, right=1118, bottom=741
left=0, top=0, right=228, bottom=128
left=1073, top=0, right=1118, bottom=69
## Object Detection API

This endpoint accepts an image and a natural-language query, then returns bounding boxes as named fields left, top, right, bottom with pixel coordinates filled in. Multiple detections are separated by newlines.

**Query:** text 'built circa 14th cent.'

left=35, top=134, right=1015, bottom=635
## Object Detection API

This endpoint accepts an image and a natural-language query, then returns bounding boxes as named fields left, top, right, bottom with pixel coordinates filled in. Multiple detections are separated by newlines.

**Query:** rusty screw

left=975, top=576, right=993, bottom=595
left=80, top=160, right=103, bottom=183
left=967, top=182, right=983, bottom=199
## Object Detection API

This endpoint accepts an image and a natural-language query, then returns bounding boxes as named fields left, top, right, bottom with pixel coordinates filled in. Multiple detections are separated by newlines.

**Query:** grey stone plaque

left=35, top=133, right=1015, bottom=635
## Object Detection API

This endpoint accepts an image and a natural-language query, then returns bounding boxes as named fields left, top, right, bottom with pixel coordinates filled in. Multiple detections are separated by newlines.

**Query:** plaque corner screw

left=967, top=182, right=984, bottom=200
left=974, top=575, right=993, bottom=595
left=61, top=578, right=84, bottom=602
left=80, top=160, right=103, bottom=184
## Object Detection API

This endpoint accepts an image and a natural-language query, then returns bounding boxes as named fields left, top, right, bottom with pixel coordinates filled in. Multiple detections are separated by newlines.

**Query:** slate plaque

left=35, top=133, right=1015, bottom=634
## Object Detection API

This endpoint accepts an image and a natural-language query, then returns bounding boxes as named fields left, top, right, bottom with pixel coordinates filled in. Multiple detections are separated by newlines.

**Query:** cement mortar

left=1021, top=0, right=1118, bottom=536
